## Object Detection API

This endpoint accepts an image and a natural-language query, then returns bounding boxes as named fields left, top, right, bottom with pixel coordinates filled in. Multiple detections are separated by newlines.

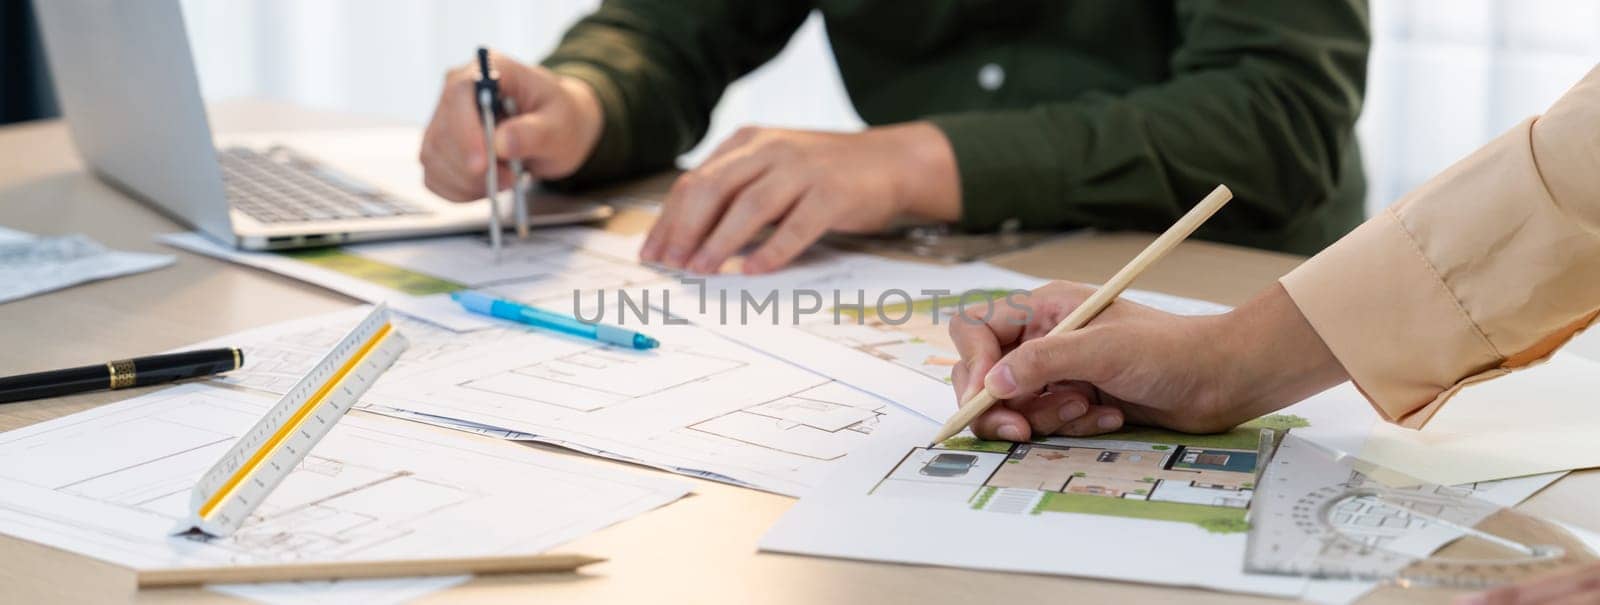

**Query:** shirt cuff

left=1279, top=208, right=1502, bottom=428
left=926, top=112, right=1067, bottom=232
left=544, top=61, right=633, bottom=188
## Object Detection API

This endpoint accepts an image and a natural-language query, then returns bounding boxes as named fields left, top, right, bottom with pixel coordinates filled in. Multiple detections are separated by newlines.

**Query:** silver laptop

left=34, top=0, right=611, bottom=250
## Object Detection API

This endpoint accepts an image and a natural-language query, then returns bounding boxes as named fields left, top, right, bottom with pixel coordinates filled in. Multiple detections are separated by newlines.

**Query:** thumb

left=493, top=58, right=560, bottom=113
left=983, top=331, right=1111, bottom=399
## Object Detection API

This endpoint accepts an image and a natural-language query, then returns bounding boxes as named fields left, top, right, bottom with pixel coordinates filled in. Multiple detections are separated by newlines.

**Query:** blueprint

left=670, top=258, right=1231, bottom=422
left=161, top=222, right=1229, bottom=425
left=0, top=384, right=689, bottom=604
left=187, top=307, right=935, bottom=497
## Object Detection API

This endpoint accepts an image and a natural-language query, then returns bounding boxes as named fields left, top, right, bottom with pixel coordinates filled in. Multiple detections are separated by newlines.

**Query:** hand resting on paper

left=639, top=123, right=961, bottom=275
left=947, top=281, right=1349, bottom=441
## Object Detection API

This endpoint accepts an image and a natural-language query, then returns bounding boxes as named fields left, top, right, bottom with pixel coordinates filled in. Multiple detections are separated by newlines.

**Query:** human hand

left=947, top=281, right=1347, bottom=441
left=419, top=50, right=603, bottom=201
left=639, top=122, right=961, bottom=274
left=1455, top=562, right=1600, bottom=604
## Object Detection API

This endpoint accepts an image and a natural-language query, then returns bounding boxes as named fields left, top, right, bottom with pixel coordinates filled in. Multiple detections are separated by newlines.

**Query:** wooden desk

left=1, top=102, right=1595, bottom=604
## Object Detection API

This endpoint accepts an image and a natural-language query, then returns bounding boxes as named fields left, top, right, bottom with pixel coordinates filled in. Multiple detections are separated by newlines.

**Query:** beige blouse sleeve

left=1279, top=65, right=1600, bottom=429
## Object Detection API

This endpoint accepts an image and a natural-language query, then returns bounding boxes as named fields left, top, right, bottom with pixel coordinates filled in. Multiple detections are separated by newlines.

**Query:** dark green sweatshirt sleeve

left=927, top=1, right=1369, bottom=251
left=541, top=0, right=813, bottom=187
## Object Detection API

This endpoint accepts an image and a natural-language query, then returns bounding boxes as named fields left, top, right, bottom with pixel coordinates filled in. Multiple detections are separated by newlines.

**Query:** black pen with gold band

left=0, top=348, right=243, bottom=404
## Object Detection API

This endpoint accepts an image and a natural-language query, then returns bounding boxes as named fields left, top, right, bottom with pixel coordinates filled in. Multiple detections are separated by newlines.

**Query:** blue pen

left=450, top=291, right=660, bottom=350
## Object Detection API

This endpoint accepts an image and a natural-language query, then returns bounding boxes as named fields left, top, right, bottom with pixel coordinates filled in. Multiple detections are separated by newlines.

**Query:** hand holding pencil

left=934, top=185, right=1235, bottom=445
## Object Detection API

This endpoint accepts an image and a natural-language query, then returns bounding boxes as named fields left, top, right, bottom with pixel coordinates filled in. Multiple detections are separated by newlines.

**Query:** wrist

left=876, top=121, right=961, bottom=223
left=1213, top=283, right=1350, bottom=418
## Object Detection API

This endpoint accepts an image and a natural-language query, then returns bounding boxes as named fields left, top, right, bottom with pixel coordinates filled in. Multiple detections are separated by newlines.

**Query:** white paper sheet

left=186, top=307, right=936, bottom=497
left=759, top=427, right=1310, bottom=597
left=159, top=227, right=678, bottom=332
left=0, top=227, right=174, bottom=304
left=760, top=393, right=1567, bottom=600
left=160, top=220, right=1231, bottom=426
left=1281, top=353, right=1600, bottom=488
left=1356, top=353, right=1600, bottom=485
left=668, top=258, right=1230, bottom=422
left=0, top=384, right=689, bottom=604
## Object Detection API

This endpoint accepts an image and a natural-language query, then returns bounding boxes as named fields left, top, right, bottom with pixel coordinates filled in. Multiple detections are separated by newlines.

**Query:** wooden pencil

left=928, top=184, right=1235, bottom=446
left=138, top=553, right=606, bottom=588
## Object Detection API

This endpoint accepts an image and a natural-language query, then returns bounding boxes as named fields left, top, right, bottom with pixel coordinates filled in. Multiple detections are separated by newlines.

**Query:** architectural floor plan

left=0, top=384, right=688, bottom=603
left=190, top=308, right=934, bottom=496
left=677, top=260, right=1233, bottom=422
left=872, top=415, right=1304, bottom=533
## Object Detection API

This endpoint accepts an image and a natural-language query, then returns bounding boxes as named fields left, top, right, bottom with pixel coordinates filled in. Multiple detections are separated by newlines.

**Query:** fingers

left=949, top=287, right=1086, bottom=413
left=1002, top=383, right=1126, bottom=437
left=1014, top=387, right=1091, bottom=436
left=420, top=66, right=489, bottom=201
left=1462, top=563, right=1600, bottom=605
left=420, top=51, right=566, bottom=203
left=948, top=297, right=1034, bottom=391
left=703, top=126, right=760, bottom=163
left=1015, top=281, right=1095, bottom=340
left=687, top=171, right=806, bottom=273
left=971, top=405, right=1031, bottom=442
left=642, top=150, right=771, bottom=268
left=422, top=162, right=478, bottom=202
left=443, top=65, right=489, bottom=171
left=493, top=113, right=573, bottom=179
left=950, top=345, right=999, bottom=405
left=983, top=331, right=1111, bottom=401
left=744, top=189, right=831, bottom=273
left=494, top=60, right=561, bottom=113
left=1052, top=404, right=1125, bottom=436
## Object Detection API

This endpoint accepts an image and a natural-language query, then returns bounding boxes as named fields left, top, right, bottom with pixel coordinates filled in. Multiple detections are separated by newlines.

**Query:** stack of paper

left=1354, top=353, right=1600, bottom=485
left=0, top=384, right=688, bottom=604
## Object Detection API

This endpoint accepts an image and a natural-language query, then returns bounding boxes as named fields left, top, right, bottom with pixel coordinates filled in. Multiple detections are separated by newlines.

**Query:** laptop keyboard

left=219, top=146, right=429, bottom=224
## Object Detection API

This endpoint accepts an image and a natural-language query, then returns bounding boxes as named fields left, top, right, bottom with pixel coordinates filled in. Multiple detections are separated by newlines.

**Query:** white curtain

left=180, top=0, right=1600, bottom=215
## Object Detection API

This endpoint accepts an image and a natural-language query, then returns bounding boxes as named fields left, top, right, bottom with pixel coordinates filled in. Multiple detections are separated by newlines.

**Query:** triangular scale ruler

left=1246, top=434, right=1595, bottom=589
left=178, top=304, right=408, bottom=537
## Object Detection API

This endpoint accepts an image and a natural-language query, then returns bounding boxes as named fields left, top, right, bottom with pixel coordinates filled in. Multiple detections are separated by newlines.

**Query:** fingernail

left=996, top=425, right=1025, bottom=442
left=1059, top=399, right=1088, bottom=422
left=1097, top=414, right=1121, bottom=430
left=985, top=365, right=1016, bottom=397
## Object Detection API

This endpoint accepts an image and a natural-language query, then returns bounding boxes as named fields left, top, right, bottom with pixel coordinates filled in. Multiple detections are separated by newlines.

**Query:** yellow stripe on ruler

left=198, top=322, right=394, bottom=520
